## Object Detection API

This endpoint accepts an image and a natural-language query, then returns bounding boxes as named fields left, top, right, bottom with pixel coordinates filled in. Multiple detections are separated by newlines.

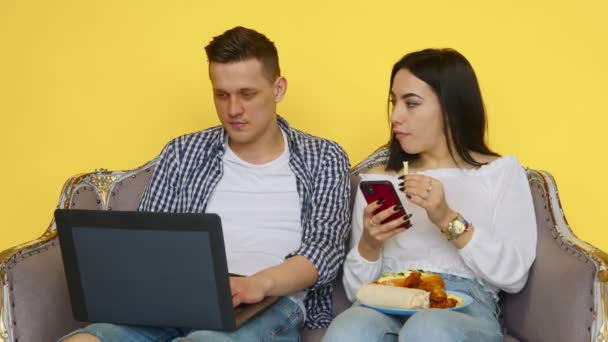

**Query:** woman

left=323, top=49, right=537, bottom=342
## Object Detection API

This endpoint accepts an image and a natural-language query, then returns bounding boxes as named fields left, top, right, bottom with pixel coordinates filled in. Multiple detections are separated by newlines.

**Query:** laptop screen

left=55, top=210, right=237, bottom=330
left=72, top=226, right=222, bottom=327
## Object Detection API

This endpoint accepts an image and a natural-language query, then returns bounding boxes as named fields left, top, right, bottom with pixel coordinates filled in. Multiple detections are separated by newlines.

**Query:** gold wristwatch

left=442, top=213, right=470, bottom=241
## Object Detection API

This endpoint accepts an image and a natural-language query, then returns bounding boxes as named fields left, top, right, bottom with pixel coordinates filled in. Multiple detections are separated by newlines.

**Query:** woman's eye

left=406, top=102, right=419, bottom=108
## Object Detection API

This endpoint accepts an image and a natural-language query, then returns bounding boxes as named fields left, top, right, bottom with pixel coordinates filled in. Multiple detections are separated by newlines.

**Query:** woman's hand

left=358, top=200, right=411, bottom=261
left=399, top=175, right=456, bottom=229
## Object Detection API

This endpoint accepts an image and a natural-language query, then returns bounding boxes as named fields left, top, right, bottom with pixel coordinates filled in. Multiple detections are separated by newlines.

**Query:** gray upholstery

left=1, top=155, right=606, bottom=342
left=107, top=166, right=155, bottom=211
left=500, top=172, right=596, bottom=341
left=69, top=185, right=102, bottom=210
left=5, top=243, right=85, bottom=342
left=503, top=335, right=519, bottom=342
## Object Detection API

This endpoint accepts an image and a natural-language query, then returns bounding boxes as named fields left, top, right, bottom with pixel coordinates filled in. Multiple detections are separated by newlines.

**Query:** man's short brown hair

left=204, top=26, right=280, bottom=82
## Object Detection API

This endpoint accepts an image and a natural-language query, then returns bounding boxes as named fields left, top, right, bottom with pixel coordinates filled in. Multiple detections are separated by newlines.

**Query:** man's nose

left=228, top=97, right=244, bottom=116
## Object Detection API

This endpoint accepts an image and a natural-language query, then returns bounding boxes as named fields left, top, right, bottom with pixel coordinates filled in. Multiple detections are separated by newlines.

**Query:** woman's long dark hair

left=386, top=48, right=499, bottom=172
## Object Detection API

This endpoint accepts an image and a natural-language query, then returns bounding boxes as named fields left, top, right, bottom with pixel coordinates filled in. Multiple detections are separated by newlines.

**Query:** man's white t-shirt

left=205, top=129, right=307, bottom=316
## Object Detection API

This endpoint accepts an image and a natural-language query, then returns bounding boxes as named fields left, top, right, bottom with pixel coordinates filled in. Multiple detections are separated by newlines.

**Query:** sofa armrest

left=0, top=160, right=158, bottom=342
left=1, top=171, right=87, bottom=342
left=500, top=170, right=608, bottom=342
left=1, top=237, right=85, bottom=342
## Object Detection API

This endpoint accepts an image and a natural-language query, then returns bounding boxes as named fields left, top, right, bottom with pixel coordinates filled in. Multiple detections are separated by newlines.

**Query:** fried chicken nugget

left=420, top=273, right=447, bottom=302
left=402, top=271, right=421, bottom=288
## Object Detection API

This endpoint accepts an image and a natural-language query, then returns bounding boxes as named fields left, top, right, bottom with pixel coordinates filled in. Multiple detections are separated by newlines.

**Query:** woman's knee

left=400, top=310, right=460, bottom=341
left=323, top=306, right=400, bottom=342
left=399, top=309, right=501, bottom=342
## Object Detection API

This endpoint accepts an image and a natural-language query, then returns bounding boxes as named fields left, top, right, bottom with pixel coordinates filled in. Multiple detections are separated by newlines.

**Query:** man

left=62, top=26, right=351, bottom=341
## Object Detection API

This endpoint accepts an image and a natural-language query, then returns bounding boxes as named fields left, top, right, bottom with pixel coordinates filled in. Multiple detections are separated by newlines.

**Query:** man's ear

left=273, top=76, right=287, bottom=102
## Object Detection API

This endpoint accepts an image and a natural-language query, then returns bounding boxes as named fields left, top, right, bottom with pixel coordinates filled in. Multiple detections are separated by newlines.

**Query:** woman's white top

left=343, top=156, right=537, bottom=302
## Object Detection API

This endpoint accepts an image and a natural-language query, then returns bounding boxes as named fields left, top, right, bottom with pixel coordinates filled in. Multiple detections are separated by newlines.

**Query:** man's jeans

left=322, top=274, right=503, bottom=342
left=59, top=297, right=303, bottom=342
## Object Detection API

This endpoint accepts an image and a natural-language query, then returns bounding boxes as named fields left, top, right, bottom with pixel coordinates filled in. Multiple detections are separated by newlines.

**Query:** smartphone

left=359, top=180, right=411, bottom=229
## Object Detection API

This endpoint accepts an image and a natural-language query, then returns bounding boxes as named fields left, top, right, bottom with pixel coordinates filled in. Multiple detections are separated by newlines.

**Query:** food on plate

left=356, top=283, right=430, bottom=309
left=433, top=295, right=460, bottom=308
left=374, top=270, right=458, bottom=309
left=376, top=270, right=421, bottom=288
left=448, top=293, right=464, bottom=307
left=419, top=273, right=447, bottom=303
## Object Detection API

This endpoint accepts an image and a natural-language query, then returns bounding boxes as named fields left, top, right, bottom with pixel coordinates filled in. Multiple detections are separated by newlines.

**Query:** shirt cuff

left=349, top=245, right=383, bottom=265
left=457, top=224, right=485, bottom=258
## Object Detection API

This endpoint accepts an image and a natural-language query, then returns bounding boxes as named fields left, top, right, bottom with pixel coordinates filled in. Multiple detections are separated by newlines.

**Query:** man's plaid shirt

left=138, top=116, right=351, bottom=329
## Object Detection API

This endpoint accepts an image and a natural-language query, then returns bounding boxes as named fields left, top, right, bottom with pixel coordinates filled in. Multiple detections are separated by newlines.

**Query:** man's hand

left=229, top=274, right=273, bottom=307
left=229, top=256, right=319, bottom=307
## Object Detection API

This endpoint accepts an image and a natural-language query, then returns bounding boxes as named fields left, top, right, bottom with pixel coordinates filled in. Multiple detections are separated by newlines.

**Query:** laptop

left=54, top=209, right=278, bottom=330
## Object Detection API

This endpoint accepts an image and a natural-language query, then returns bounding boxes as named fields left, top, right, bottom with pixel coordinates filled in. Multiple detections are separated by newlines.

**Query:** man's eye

left=241, top=92, right=256, bottom=98
left=214, top=93, right=228, bottom=98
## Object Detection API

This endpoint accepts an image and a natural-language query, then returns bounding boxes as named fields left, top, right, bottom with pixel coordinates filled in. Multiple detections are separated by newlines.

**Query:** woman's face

left=390, top=68, right=446, bottom=156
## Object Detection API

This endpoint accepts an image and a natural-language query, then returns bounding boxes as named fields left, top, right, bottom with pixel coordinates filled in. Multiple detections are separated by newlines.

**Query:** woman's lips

left=394, top=131, right=410, bottom=139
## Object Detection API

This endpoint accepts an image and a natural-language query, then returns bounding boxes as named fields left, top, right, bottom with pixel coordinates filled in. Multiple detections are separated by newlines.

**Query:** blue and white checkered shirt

left=138, top=116, right=351, bottom=329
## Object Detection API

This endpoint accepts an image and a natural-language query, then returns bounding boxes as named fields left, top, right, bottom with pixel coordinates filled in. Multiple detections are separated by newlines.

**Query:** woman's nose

left=390, top=105, right=405, bottom=124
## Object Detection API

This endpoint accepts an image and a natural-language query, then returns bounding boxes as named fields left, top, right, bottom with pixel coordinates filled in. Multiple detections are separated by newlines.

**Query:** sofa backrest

left=69, top=164, right=156, bottom=212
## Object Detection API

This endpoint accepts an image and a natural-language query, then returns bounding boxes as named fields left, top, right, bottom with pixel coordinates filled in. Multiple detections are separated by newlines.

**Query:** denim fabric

left=322, top=274, right=502, bottom=342
left=59, top=297, right=304, bottom=342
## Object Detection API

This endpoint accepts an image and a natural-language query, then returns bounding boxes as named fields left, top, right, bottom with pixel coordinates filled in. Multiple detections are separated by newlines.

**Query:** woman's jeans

left=59, top=297, right=303, bottom=342
left=323, top=274, right=502, bottom=342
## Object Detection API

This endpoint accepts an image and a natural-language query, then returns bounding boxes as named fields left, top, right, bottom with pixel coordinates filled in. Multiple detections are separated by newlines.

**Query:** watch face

left=451, top=220, right=466, bottom=234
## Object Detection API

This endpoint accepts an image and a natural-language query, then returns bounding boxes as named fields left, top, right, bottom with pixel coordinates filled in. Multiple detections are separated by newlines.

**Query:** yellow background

left=1, top=1, right=607, bottom=252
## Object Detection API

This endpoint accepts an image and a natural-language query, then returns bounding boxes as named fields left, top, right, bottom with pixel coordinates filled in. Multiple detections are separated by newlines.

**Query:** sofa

left=1, top=148, right=607, bottom=342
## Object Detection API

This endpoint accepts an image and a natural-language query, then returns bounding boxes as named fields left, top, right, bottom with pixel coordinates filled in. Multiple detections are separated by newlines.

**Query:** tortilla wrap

left=356, top=283, right=430, bottom=309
